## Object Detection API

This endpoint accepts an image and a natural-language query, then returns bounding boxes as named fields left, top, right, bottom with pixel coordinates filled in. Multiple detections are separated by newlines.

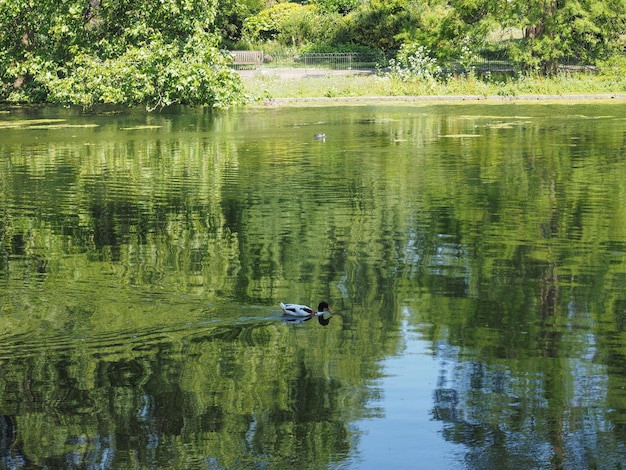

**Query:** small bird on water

left=280, top=301, right=333, bottom=326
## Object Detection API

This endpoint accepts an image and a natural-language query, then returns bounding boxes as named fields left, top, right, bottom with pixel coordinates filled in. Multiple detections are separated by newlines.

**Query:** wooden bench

left=231, top=51, right=264, bottom=68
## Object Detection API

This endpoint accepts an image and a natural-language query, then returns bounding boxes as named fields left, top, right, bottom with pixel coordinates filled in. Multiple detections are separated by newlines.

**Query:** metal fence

left=233, top=50, right=597, bottom=74
left=238, top=50, right=511, bottom=74
left=446, top=50, right=515, bottom=74
left=259, top=52, right=384, bottom=70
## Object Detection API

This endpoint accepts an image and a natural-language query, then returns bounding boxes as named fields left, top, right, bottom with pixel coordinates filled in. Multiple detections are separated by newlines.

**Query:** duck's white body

left=279, top=301, right=331, bottom=317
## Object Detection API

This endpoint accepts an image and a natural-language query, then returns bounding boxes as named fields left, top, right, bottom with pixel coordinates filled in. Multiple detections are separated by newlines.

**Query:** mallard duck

left=279, top=301, right=332, bottom=317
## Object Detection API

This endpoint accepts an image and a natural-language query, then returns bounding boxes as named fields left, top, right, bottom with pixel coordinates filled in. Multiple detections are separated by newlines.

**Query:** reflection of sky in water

left=354, top=318, right=462, bottom=469
left=354, top=299, right=622, bottom=469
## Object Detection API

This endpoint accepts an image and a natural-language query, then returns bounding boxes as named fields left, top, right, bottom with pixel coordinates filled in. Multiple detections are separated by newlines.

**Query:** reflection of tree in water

left=0, top=320, right=364, bottom=469
left=0, top=416, right=29, bottom=469
left=433, top=359, right=503, bottom=465
left=430, top=254, right=626, bottom=469
left=252, top=360, right=352, bottom=466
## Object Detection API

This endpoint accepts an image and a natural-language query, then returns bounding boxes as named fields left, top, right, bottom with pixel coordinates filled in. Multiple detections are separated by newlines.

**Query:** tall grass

left=241, top=69, right=626, bottom=102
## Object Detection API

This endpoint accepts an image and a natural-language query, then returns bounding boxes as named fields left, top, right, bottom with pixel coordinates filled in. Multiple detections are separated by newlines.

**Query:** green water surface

left=1, top=102, right=626, bottom=469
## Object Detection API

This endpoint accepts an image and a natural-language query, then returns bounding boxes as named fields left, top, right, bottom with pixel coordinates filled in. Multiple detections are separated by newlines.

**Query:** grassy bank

left=241, top=68, right=626, bottom=102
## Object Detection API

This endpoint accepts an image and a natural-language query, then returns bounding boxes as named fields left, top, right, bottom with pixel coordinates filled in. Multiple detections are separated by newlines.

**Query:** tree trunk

left=85, top=0, right=101, bottom=24
left=14, top=22, right=33, bottom=89
left=523, top=0, right=560, bottom=74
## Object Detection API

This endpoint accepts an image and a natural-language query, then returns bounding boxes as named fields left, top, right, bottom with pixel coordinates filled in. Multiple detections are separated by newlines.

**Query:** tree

left=311, top=0, right=360, bottom=15
left=445, top=0, right=626, bottom=73
left=344, top=0, right=419, bottom=53
left=506, top=0, right=626, bottom=73
left=341, top=0, right=625, bottom=73
left=0, top=0, right=244, bottom=108
left=211, top=0, right=266, bottom=45
left=242, top=2, right=318, bottom=44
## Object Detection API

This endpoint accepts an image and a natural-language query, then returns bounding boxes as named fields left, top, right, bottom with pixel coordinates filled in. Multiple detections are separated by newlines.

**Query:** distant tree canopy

left=242, top=2, right=319, bottom=44
left=1, top=0, right=625, bottom=106
left=501, top=0, right=626, bottom=73
left=240, top=0, right=626, bottom=72
left=215, top=0, right=266, bottom=45
left=312, top=0, right=360, bottom=14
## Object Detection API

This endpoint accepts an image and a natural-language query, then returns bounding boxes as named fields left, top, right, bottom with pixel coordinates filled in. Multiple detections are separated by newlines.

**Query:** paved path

left=235, top=67, right=376, bottom=80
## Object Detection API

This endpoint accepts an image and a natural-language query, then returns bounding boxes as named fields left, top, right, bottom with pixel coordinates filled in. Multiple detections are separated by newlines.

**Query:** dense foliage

left=1, top=0, right=625, bottom=105
left=0, top=0, right=244, bottom=108
left=239, top=0, right=626, bottom=73
left=242, top=2, right=319, bottom=44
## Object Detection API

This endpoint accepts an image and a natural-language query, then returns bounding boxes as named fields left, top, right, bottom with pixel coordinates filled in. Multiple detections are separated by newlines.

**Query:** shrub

left=312, top=0, right=359, bottom=15
left=341, top=0, right=417, bottom=53
left=389, top=42, right=441, bottom=82
left=243, top=3, right=317, bottom=43
left=598, top=55, right=626, bottom=79
left=44, top=35, right=244, bottom=109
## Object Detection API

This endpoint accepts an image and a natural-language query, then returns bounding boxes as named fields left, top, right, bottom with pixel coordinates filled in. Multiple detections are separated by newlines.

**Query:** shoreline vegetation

left=239, top=67, right=626, bottom=107
left=3, top=0, right=626, bottom=110
left=257, top=94, right=626, bottom=107
left=3, top=68, right=626, bottom=111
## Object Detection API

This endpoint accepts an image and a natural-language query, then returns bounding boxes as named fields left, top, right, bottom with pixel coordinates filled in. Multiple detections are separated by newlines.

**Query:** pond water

left=1, top=101, right=626, bottom=469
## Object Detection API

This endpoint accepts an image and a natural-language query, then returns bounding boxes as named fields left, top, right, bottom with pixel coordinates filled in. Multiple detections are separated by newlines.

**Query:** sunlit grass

left=241, top=69, right=626, bottom=102
left=242, top=71, right=392, bottom=99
